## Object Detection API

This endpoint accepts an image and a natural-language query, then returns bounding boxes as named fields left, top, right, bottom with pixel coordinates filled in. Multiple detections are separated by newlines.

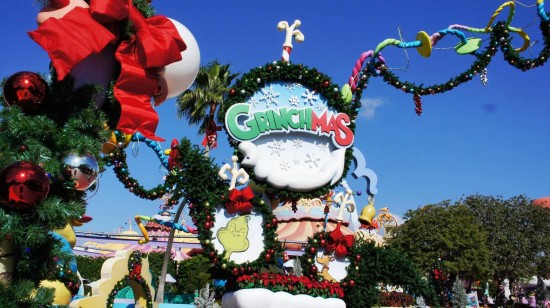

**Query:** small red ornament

left=323, top=80, right=330, bottom=87
left=2, top=71, right=47, bottom=112
left=206, top=215, right=212, bottom=221
left=204, top=222, right=212, bottom=229
left=349, top=280, right=356, bottom=287
left=265, top=223, right=272, bottom=229
left=311, top=265, right=318, bottom=273
left=309, top=247, right=317, bottom=254
left=271, top=217, right=278, bottom=225
left=355, top=255, right=361, bottom=263
left=18, top=145, right=28, bottom=152
left=229, top=89, right=236, bottom=96
left=209, top=251, right=215, bottom=258
left=231, top=268, right=239, bottom=276
left=265, top=253, right=272, bottom=261
left=0, top=161, right=50, bottom=210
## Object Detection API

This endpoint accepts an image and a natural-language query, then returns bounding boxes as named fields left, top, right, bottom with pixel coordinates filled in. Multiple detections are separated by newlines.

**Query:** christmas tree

left=0, top=0, right=198, bottom=306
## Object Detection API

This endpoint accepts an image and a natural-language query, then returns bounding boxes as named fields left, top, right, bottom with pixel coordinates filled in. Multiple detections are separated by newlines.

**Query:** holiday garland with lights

left=105, top=251, right=153, bottom=308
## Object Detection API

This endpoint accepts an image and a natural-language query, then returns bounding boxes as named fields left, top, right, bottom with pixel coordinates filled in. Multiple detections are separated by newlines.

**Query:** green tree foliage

left=176, top=255, right=212, bottom=293
left=461, top=194, right=550, bottom=283
left=147, top=252, right=177, bottom=286
left=75, top=255, right=108, bottom=283
left=388, top=201, right=492, bottom=285
left=344, top=240, right=431, bottom=308
left=176, top=61, right=238, bottom=135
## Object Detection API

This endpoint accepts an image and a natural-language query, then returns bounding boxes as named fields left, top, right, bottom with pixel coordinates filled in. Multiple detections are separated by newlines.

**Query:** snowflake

left=289, top=96, right=300, bottom=107
left=280, top=161, right=290, bottom=171
left=260, top=85, right=280, bottom=108
left=317, top=142, right=329, bottom=152
left=248, top=97, right=260, bottom=108
left=315, top=102, right=326, bottom=112
left=301, top=89, right=318, bottom=106
left=304, top=153, right=321, bottom=168
left=292, top=138, right=303, bottom=149
left=285, top=82, right=303, bottom=91
left=267, top=140, right=285, bottom=156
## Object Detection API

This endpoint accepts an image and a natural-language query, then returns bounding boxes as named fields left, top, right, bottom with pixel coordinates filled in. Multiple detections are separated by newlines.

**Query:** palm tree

left=176, top=60, right=238, bottom=156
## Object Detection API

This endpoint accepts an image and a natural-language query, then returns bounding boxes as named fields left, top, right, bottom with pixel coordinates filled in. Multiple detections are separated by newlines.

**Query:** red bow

left=28, top=0, right=186, bottom=141
left=325, top=227, right=354, bottom=259
left=226, top=187, right=255, bottom=215
left=130, top=264, right=142, bottom=279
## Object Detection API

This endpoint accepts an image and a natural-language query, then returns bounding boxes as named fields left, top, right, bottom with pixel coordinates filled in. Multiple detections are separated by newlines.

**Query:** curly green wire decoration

left=349, top=1, right=550, bottom=115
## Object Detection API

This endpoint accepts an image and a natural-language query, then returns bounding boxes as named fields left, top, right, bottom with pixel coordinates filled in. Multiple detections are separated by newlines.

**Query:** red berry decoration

left=2, top=71, right=47, bottom=112
left=0, top=161, right=50, bottom=210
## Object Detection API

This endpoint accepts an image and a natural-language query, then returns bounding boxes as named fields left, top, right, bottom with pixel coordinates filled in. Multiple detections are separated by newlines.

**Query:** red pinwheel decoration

left=202, top=119, right=222, bottom=150
left=168, top=139, right=181, bottom=170
left=226, top=186, right=255, bottom=215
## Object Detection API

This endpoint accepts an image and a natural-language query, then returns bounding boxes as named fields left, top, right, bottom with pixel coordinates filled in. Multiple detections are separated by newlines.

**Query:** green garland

left=106, top=251, right=153, bottom=308
left=221, top=61, right=359, bottom=201
left=365, top=19, right=550, bottom=113
left=103, top=148, right=172, bottom=201
left=192, top=194, right=283, bottom=279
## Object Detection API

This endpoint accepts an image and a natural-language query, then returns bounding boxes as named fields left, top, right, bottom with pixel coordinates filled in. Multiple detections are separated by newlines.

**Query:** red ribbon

left=28, top=0, right=186, bottom=141
left=226, top=187, right=255, bottom=215
left=325, top=227, right=354, bottom=259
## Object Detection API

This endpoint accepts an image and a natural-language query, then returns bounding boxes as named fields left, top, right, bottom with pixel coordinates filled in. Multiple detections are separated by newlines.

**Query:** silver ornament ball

left=63, top=154, right=99, bottom=191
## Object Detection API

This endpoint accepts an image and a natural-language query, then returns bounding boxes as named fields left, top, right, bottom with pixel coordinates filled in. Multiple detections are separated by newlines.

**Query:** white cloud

left=359, top=97, right=385, bottom=119
left=222, top=288, right=345, bottom=308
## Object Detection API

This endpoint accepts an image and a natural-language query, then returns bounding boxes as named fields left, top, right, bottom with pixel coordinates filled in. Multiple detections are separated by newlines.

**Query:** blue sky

left=1, top=1, right=549, bottom=232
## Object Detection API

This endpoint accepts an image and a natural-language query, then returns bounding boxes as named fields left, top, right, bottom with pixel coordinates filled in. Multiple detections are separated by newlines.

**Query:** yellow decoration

left=41, top=280, right=73, bottom=305
left=316, top=255, right=337, bottom=283
left=217, top=215, right=250, bottom=260
left=69, top=250, right=156, bottom=308
left=55, top=223, right=77, bottom=248
left=354, top=229, right=384, bottom=247
left=416, top=31, right=432, bottom=58
left=101, top=131, right=132, bottom=154
left=0, top=238, right=15, bottom=284
left=358, top=198, right=376, bottom=225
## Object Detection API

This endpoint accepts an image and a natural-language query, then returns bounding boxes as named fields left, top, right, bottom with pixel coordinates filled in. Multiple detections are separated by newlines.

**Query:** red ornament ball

left=0, top=161, right=50, bottom=210
left=349, top=280, right=356, bottom=287
left=3, top=71, right=47, bottom=112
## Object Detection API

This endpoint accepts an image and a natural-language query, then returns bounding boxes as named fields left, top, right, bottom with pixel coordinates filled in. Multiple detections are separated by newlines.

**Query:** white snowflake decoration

left=289, top=96, right=300, bottom=107
left=260, top=85, right=280, bottom=108
left=280, top=161, right=290, bottom=171
left=292, top=138, right=303, bottom=149
left=267, top=140, right=285, bottom=156
left=304, top=153, right=321, bottom=168
left=285, top=82, right=302, bottom=92
left=301, top=89, right=318, bottom=106
left=248, top=97, right=260, bottom=108
left=316, top=142, right=329, bottom=153
left=315, top=102, right=326, bottom=112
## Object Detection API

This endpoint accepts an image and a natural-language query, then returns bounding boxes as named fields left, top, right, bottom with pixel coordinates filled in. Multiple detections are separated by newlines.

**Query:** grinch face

left=216, top=215, right=250, bottom=260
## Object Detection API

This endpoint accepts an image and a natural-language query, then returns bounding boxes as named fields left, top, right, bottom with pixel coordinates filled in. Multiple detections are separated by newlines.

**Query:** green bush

left=147, top=251, right=178, bottom=293
left=75, top=255, right=108, bottom=295
left=176, top=255, right=212, bottom=293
